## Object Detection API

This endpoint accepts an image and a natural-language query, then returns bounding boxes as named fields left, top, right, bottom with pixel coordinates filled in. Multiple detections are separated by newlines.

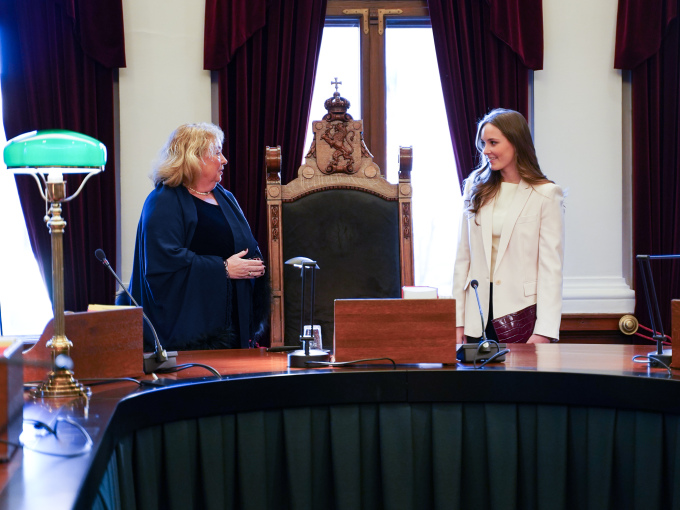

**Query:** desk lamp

left=285, top=257, right=330, bottom=368
left=636, top=254, right=680, bottom=367
left=4, top=130, right=106, bottom=398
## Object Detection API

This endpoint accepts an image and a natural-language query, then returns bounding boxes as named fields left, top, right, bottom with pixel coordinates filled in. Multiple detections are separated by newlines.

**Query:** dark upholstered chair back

left=281, top=189, right=401, bottom=345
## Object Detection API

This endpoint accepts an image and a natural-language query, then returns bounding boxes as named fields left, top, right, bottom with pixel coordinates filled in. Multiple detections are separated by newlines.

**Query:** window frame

left=325, top=0, right=429, bottom=170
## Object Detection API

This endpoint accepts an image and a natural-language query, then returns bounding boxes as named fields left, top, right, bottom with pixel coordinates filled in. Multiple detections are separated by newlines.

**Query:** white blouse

left=490, top=182, right=518, bottom=279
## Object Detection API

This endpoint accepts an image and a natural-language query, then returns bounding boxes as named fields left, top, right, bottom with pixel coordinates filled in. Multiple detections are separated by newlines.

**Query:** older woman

left=124, top=123, right=267, bottom=351
left=453, top=109, right=564, bottom=344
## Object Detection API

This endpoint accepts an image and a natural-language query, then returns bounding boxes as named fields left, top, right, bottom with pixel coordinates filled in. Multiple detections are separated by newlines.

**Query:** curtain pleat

left=487, top=404, right=519, bottom=510
left=379, top=404, right=415, bottom=509
left=668, top=415, right=680, bottom=508
left=203, top=0, right=267, bottom=69
left=614, top=0, right=680, bottom=333
left=517, top=405, right=537, bottom=509
left=236, top=411, right=270, bottom=509
left=135, top=427, right=164, bottom=509
left=586, top=408, right=616, bottom=509
left=427, top=0, right=532, bottom=184
left=92, top=447, right=121, bottom=510
left=282, top=408, right=314, bottom=509
left=487, top=0, right=544, bottom=70
left=566, top=407, right=588, bottom=508
left=165, top=420, right=200, bottom=508
left=633, top=412, right=664, bottom=508
left=114, top=436, right=136, bottom=509
left=431, top=404, right=464, bottom=508
left=206, top=0, right=326, bottom=267
left=536, top=406, right=568, bottom=510
left=0, top=0, right=124, bottom=311
left=411, top=404, right=434, bottom=508
left=329, top=406, right=361, bottom=509
left=97, top=403, right=680, bottom=509
left=614, top=0, right=677, bottom=69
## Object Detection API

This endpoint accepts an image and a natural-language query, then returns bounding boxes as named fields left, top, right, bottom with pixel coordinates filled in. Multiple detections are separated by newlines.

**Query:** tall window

left=306, top=1, right=461, bottom=296
left=0, top=76, right=53, bottom=336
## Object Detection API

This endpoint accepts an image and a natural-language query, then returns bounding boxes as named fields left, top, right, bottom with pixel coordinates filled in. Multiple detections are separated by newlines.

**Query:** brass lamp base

left=30, top=369, right=91, bottom=399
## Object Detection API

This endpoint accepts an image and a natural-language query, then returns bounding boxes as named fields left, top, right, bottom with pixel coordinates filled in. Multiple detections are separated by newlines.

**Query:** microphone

left=456, top=278, right=507, bottom=364
left=94, top=249, right=177, bottom=373
left=470, top=280, right=488, bottom=345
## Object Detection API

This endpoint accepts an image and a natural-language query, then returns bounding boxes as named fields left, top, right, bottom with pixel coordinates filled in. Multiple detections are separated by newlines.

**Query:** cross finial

left=331, top=77, right=342, bottom=92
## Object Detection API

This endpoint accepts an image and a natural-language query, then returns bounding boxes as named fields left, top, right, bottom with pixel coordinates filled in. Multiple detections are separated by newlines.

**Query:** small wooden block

left=0, top=339, right=24, bottom=461
left=333, top=299, right=457, bottom=364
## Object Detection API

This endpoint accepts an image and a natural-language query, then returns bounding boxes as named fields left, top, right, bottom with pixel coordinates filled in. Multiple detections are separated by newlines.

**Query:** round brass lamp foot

left=30, top=369, right=91, bottom=399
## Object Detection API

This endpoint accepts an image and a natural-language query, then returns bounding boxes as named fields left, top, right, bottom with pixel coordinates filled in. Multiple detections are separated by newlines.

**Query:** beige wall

left=118, top=0, right=634, bottom=313
left=534, top=0, right=634, bottom=313
left=119, top=0, right=211, bottom=281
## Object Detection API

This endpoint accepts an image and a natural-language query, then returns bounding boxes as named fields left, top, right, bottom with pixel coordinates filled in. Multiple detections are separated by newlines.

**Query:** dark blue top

left=124, top=184, right=263, bottom=351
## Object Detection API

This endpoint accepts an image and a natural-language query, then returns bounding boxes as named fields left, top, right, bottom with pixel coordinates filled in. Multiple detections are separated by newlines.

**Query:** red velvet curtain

left=427, top=0, right=542, bottom=183
left=0, top=0, right=125, bottom=311
left=615, top=0, right=680, bottom=333
left=204, top=0, right=327, bottom=260
left=204, top=0, right=267, bottom=69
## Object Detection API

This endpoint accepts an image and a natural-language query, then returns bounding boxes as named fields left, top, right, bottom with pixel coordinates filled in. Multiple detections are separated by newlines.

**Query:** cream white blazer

left=453, top=176, right=565, bottom=339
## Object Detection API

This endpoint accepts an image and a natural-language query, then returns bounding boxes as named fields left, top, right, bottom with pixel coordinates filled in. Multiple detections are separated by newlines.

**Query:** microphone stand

left=285, top=258, right=330, bottom=368
left=472, top=280, right=488, bottom=345
left=636, top=254, right=680, bottom=367
left=456, top=279, right=507, bottom=364
left=94, top=250, right=177, bottom=373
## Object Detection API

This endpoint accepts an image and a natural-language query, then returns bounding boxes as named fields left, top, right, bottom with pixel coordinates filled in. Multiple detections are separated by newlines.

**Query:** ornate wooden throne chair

left=265, top=88, right=414, bottom=348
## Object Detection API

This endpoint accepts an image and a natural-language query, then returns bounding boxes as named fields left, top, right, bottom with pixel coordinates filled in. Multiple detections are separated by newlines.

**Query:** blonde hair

left=465, top=109, right=551, bottom=217
left=152, top=123, right=225, bottom=187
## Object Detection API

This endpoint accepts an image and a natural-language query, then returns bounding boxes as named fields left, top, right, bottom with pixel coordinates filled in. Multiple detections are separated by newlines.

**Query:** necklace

left=186, top=185, right=212, bottom=196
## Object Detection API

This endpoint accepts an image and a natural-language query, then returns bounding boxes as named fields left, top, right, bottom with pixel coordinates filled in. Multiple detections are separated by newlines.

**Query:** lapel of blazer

left=480, top=197, right=494, bottom=278
left=494, top=179, right=533, bottom=273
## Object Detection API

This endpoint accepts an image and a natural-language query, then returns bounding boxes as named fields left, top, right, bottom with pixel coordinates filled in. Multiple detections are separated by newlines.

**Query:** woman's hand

left=456, top=326, right=466, bottom=344
left=226, top=249, right=266, bottom=279
left=526, top=334, right=550, bottom=344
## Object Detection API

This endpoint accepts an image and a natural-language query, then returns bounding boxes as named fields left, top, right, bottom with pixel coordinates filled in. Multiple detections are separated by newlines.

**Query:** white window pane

left=304, top=24, right=361, bottom=159
left=386, top=26, right=461, bottom=296
left=0, top=81, right=53, bottom=336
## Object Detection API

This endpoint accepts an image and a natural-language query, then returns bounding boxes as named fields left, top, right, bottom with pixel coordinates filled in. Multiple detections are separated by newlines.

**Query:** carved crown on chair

left=323, top=90, right=351, bottom=120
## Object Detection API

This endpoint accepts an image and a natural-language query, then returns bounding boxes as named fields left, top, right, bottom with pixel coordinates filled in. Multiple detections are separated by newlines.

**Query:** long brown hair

left=465, top=109, right=551, bottom=217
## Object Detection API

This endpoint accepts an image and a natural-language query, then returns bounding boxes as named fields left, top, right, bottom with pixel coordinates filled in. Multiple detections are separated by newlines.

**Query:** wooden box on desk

left=0, top=338, right=24, bottom=461
left=333, top=299, right=457, bottom=364
left=23, top=308, right=145, bottom=382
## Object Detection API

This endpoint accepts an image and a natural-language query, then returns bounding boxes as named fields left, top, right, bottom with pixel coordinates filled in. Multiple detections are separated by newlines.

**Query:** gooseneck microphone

left=470, top=279, right=488, bottom=344
left=456, top=278, right=508, bottom=365
left=94, top=249, right=177, bottom=373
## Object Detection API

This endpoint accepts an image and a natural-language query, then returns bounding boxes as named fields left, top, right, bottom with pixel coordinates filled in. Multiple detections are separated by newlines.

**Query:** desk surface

left=0, top=343, right=677, bottom=509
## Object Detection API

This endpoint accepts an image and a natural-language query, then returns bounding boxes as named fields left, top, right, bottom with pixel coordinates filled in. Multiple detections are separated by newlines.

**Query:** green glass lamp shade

left=3, top=129, right=107, bottom=174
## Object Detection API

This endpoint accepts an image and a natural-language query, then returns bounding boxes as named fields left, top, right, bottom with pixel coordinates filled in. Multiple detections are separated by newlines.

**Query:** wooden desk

left=1, top=344, right=679, bottom=509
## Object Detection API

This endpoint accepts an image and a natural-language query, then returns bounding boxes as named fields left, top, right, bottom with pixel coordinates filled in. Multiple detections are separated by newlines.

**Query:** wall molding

left=562, top=276, right=635, bottom=314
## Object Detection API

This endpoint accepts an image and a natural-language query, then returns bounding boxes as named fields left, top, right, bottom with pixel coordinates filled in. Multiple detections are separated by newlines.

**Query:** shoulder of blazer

left=530, top=181, right=563, bottom=200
